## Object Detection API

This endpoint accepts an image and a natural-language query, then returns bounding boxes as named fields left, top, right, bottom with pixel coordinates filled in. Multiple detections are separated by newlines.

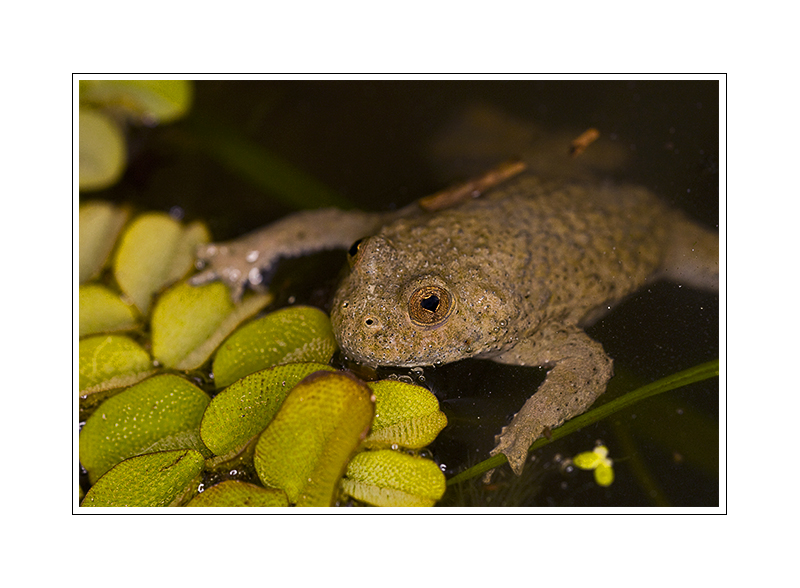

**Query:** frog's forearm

left=191, top=208, right=395, bottom=300
left=490, top=327, right=613, bottom=475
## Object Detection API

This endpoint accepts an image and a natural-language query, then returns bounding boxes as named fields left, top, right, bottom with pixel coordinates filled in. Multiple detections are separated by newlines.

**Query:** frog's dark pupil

left=408, top=286, right=452, bottom=326
left=420, top=294, right=440, bottom=312
left=348, top=238, right=364, bottom=257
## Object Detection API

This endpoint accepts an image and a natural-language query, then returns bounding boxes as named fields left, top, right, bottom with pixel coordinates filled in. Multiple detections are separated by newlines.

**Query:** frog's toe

left=189, top=268, right=218, bottom=286
left=229, top=281, right=246, bottom=303
left=489, top=429, right=530, bottom=476
left=195, top=242, right=219, bottom=261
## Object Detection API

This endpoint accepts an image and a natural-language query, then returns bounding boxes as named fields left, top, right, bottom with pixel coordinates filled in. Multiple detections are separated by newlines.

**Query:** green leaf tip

left=185, top=480, right=288, bottom=507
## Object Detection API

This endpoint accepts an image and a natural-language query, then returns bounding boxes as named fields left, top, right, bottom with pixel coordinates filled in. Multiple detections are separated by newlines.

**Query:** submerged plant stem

left=187, top=113, right=353, bottom=210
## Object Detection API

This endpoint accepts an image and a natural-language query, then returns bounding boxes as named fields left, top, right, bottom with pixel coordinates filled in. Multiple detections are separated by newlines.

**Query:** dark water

left=88, top=79, right=720, bottom=506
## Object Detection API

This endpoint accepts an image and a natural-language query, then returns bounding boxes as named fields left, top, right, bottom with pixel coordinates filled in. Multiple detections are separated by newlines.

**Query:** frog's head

left=331, top=234, right=520, bottom=368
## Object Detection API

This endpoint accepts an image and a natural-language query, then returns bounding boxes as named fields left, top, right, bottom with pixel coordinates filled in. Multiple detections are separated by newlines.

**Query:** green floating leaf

left=201, top=362, right=336, bottom=458
left=79, top=284, right=139, bottom=336
left=79, top=107, right=126, bottom=191
left=185, top=480, right=288, bottom=507
left=165, top=221, right=213, bottom=286
left=113, top=213, right=211, bottom=315
left=254, top=371, right=374, bottom=506
left=79, top=334, right=154, bottom=395
left=80, top=374, right=211, bottom=483
left=365, top=380, right=448, bottom=449
left=213, top=306, right=337, bottom=388
left=82, top=80, right=193, bottom=124
left=82, top=449, right=204, bottom=507
left=341, top=449, right=446, bottom=507
left=79, top=201, right=129, bottom=283
left=151, top=281, right=271, bottom=370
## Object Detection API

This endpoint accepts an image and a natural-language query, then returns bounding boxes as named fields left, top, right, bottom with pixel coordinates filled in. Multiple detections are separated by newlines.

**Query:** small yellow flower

left=573, top=445, right=614, bottom=487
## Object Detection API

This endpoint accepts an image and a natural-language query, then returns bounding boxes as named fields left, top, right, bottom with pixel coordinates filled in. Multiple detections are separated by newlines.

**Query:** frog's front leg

left=488, top=326, right=613, bottom=477
left=191, top=208, right=391, bottom=300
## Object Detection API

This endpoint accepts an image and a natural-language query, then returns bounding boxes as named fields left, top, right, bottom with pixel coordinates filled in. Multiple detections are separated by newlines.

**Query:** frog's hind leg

left=488, top=327, right=613, bottom=478
left=659, top=213, right=719, bottom=292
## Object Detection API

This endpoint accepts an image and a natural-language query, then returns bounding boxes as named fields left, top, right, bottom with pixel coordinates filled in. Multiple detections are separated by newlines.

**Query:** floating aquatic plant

left=80, top=374, right=211, bottom=483
left=79, top=80, right=193, bottom=192
left=341, top=449, right=447, bottom=507
left=573, top=445, right=615, bottom=487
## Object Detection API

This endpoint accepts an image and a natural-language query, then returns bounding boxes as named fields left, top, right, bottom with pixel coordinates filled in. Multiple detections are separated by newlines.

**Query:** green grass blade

left=187, top=114, right=353, bottom=210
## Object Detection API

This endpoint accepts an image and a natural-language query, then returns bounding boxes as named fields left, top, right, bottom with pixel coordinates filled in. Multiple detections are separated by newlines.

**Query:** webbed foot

left=190, top=242, right=269, bottom=302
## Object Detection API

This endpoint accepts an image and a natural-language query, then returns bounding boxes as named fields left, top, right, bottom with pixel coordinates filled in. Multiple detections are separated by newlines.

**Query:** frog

left=191, top=163, right=719, bottom=477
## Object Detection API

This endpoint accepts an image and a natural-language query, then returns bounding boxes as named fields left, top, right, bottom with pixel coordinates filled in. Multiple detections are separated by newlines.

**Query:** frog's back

left=386, top=174, right=717, bottom=329
left=483, top=175, right=676, bottom=325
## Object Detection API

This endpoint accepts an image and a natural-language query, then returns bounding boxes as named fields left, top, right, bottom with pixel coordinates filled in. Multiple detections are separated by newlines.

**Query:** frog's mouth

left=332, top=304, right=482, bottom=369
left=331, top=316, right=424, bottom=368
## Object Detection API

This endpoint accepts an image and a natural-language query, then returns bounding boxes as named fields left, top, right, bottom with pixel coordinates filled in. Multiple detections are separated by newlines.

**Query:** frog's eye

left=348, top=238, right=365, bottom=259
left=408, top=286, right=453, bottom=326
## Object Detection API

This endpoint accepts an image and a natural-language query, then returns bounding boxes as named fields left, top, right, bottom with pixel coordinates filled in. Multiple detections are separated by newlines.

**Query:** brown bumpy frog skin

left=192, top=171, right=718, bottom=477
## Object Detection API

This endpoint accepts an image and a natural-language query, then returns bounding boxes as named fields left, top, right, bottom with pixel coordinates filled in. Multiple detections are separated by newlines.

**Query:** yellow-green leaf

left=254, top=371, right=374, bottom=506
left=185, top=480, right=288, bottom=507
left=166, top=221, right=212, bottom=286
left=82, top=80, right=193, bottom=124
left=80, top=374, right=211, bottom=483
left=151, top=280, right=271, bottom=370
left=79, top=335, right=154, bottom=394
left=341, top=449, right=446, bottom=507
left=212, top=306, right=337, bottom=388
left=82, top=449, right=204, bottom=507
left=79, top=201, right=129, bottom=282
left=112, top=213, right=211, bottom=315
left=365, top=380, right=447, bottom=449
left=79, top=107, right=126, bottom=191
left=595, top=463, right=614, bottom=487
left=201, top=363, right=336, bottom=458
left=79, top=284, right=139, bottom=336
left=573, top=451, right=602, bottom=470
